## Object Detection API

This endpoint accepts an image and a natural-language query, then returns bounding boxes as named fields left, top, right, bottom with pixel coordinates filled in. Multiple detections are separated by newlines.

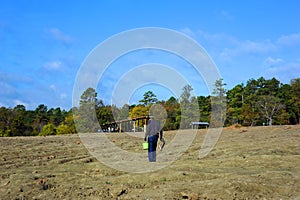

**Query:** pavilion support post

left=144, top=119, right=147, bottom=133
left=133, top=121, right=136, bottom=132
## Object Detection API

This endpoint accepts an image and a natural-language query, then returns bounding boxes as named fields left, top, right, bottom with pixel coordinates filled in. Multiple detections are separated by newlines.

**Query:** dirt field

left=0, top=126, right=299, bottom=199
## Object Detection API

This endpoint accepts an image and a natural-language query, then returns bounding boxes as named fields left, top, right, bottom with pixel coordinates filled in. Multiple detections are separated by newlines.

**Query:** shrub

left=56, top=124, right=72, bottom=135
left=39, top=124, right=56, bottom=136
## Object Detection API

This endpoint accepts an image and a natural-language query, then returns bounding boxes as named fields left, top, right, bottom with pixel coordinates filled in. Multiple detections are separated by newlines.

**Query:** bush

left=39, top=124, right=56, bottom=136
left=0, top=130, right=9, bottom=137
left=56, top=124, right=72, bottom=135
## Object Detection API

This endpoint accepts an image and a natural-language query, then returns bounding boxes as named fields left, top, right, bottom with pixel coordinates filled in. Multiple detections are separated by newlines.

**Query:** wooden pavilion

left=101, top=116, right=149, bottom=133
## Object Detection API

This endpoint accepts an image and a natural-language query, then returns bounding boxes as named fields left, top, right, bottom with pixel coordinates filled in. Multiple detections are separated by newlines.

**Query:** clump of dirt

left=226, top=123, right=243, bottom=129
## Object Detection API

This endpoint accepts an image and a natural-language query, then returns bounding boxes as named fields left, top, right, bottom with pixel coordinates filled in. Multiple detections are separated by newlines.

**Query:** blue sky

left=1, top=0, right=300, bottom=110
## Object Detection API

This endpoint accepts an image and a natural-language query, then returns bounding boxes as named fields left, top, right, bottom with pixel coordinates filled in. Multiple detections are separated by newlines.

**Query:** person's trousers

left=148, top=135, right=159, bottom=162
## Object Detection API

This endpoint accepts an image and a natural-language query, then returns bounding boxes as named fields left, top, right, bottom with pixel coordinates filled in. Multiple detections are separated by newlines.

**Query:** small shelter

left=190, top=122, right=209, bottom=129
left=102, top=116, right=149, bottom=133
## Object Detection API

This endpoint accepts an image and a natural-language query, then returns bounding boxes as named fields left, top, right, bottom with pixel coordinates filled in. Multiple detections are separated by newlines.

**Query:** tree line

left=0, top=77, right=299, bottom=136
left=0, top=104, right=76, bottom=136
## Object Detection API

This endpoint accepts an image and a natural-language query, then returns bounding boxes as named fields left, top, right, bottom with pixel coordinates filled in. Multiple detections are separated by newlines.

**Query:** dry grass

left=0, top=125, right=299, bottom=199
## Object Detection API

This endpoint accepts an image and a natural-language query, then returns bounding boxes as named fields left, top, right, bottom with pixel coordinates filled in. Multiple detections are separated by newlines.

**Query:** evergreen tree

left=179, top=85, right=199, bottom=129
left=33, top=104, right=49, bottom=134
left=74, top=88, right=99, bottom=132
left=11, top=105, right=29, bottom=136
left=197, top=95, right=211, bottom=123
left=164, top=96, right=180, bottom=130
left=139, top=91, right=158, bottom=106
left=226, top=84, right=244, bottom=125
left=211, top=79, right=227, bottom=127
left=291, top=78, right=300, bottom=124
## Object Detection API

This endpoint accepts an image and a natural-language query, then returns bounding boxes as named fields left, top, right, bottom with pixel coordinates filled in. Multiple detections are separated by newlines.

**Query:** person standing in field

left=144, top=115, right=163, bottom=162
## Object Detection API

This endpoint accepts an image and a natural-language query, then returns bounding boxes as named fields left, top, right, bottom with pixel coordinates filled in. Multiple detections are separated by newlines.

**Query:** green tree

left=48, top=107, right=65, bottom=127
left=111, top=104, right=130, bottom=121
left=74, top=88, right=99, bottom=132
left=80, top=87, right=98, bottom=105
left=256, top=77, right=281, bottom=96
left=163, top=96, right=180, bottom=130
left=139, top=91, right=158, bottom=106
left=130, top=105, right=149, bottom=118
left=242, top=78, right=262, bottom=126
left=197, top=95, right=211, bottom=123
left=129, top=105, right=149, bottom=129
left=241, top=77, right=289, bottom=126
left=210, top=79, right=227, bottom=127
left=97, top=105, right=114, bottom=127
left=242, top=104, right=260, bottom=126
left=11, top=105, right=29, bottom=136
left=179, top=85, right=199, bottom=129
left=56, top=123, right=76, bottom=135
left=226, top=84, right=244, bottom=125
left=256, top=95, right=284, bottom=126
left=39, top=123, right=56, bottom=136
left=277, top=83, right=297, bottom=124
left=62, top=112, right=77, bottom=134
left=23, top=110, right=34, bottom=134
left=291, top=78, right=300, bottom=124
left=0, top=107, right=12, bottom=136
left=33, top=104, right=49, bottom=134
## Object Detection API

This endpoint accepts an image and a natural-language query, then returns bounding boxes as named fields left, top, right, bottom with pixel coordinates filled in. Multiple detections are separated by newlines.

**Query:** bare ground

left=0, top=126, right=299, bottom=199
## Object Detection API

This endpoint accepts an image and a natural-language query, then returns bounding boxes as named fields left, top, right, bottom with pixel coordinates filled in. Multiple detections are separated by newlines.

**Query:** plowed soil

left=0, top=126, right=299, bottom=199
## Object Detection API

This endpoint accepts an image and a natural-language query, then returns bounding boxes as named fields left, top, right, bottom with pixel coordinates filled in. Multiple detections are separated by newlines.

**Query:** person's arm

left=144, top=121, right=150, bottom=141
left=156, top=121, right=162, bottom=140
left=159, top=130, right=163, bottom=140
left=144, top=131, right=148, bottom=141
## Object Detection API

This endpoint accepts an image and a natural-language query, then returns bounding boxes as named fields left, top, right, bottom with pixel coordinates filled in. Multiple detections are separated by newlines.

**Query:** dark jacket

left=145, top=119, right=163, bottom=139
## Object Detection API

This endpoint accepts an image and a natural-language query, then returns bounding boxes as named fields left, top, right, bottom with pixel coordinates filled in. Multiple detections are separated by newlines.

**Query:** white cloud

left=177, top=28, right=299, bottom=87
left=218, top=39, right=277, bottom=63
left=0, top=102, right=8, bottom=107
left=231, top=40, right=277, bottom=55
left=219, top=10, right=234, bottom=21
left=60, top=93, right=67, bottom=99
left=13, top=99, right=28, bottom=107
left=184, top=29, right=276, bottom=62
left=240, top=40, right=276, bottom=54
left=48, top=28, right=72, bottom=43
left=219, top=48, right=233, bottom=62
left=50, top=84, right=56, bottom=91
left=263, top=57, right=284, bottom=67
left=44, top=61, right=63, bottom=70
left=0, top=81, right=15, bottom=95
left=264, top=61, right=300, bottom=83
left=180, top=27, right=196, bottom=38
left=277, top=33, right=300, bottom=46
left=198, top=31, right=238, bottom=45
